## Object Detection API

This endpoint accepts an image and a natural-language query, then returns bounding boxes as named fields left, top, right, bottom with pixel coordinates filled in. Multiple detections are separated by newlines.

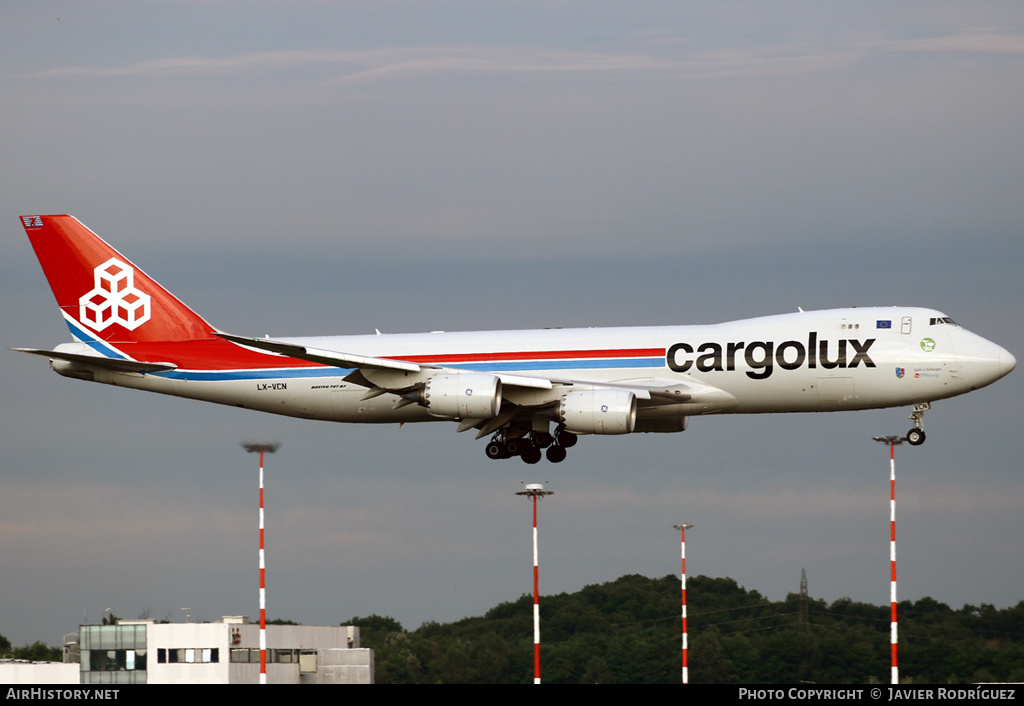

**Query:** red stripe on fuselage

left=117, top=341, right=667, bottom=372
left=119, top=339, right=323, bottom=371
left=394, top=348, right=665, bottom=364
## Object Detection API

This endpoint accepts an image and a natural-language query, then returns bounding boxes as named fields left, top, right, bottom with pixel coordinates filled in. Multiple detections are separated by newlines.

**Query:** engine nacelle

left=558, top=389, right=637, bottom=435
left=422, top=373, right=502, bottom=420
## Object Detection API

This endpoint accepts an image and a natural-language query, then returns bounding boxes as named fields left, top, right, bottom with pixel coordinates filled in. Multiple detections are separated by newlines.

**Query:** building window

left=85, top=649, right=146, bottom=673
left=156, top=646, right=219, bottom=664
left=230, top=648, right=257, bottom=663
left=80, top=624, right=148, bottom=683
left=272, top=648, right=297, bottom=663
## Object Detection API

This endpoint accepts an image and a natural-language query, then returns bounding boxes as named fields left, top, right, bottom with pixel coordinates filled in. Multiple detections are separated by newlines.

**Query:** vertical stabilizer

left=20, top=215, right=215, bottom=343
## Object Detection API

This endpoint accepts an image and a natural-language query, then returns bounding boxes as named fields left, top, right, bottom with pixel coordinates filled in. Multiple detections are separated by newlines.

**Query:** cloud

left=28, top=30, right=1024, bottom=88
left=887, top=28, right=1024, bottom=55
left=30, top=47, right=678, bottom=83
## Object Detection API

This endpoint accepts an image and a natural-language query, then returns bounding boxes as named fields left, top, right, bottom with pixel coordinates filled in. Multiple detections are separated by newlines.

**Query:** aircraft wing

left=214, top=332, right=701, bottom=400
left=213, top=332, right=720, bottom=439
left=214, top=331, right=555, bottom=391
left=215, top=331, right=423, bottom=373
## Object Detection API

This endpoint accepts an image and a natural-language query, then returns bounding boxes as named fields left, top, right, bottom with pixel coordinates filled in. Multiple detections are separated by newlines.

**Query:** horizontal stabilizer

left=12, top=347, right=177, bottom=373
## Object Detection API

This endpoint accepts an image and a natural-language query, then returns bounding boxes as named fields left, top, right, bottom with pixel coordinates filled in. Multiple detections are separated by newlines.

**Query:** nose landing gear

left=906, top=402, right=930, bottom=446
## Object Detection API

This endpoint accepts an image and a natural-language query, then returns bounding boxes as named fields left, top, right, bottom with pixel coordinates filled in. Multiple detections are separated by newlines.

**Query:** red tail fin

left=21, top=215, right=215, bottom=343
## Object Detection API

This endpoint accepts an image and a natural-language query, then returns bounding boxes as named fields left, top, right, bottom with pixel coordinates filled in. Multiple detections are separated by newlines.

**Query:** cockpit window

left=929, top=317, right=959, bottom=326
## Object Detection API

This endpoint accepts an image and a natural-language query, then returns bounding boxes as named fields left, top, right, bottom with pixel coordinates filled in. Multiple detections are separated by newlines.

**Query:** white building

left=0, top=659, right=79, bottom=684
left=71, top=617, right=372, bottom=684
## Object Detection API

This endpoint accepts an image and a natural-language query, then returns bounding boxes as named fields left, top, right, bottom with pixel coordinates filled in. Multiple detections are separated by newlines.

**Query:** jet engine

left=422, top=372, right=502, bottom=419
left=558, top=389, right=637, bottom=435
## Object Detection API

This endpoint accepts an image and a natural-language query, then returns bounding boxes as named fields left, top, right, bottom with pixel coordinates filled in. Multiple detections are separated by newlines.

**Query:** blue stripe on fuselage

left=64, top=318, right=129, bottom=360
left=148, top=356, right=666, bottom=382
left=152, top=367, right=346, bottom=381
left=448, top=357, right=665, bottom=372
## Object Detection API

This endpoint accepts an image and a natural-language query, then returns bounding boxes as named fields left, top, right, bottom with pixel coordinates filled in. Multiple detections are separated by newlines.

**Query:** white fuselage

left=80, top=307, right=1014, bottom=428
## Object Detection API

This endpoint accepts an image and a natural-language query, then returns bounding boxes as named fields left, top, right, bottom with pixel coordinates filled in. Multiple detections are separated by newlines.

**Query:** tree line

left=349, top=574, right=1024, bottom=684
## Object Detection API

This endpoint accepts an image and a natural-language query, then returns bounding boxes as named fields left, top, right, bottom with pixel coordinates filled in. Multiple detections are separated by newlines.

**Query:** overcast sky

left=2, top=2, right=1022, bottom=650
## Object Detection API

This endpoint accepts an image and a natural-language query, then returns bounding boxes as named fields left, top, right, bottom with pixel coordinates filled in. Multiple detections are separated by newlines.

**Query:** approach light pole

left=873, top=435, right=905, bottom=685
left=244, top=442, right=279, bottom=685
left=673, top=523, right=694, bottom=684
left=516, top=482, right=553, bottom=684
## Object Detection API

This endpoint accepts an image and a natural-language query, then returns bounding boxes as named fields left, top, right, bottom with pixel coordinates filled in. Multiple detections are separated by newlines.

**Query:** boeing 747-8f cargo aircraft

left=16, top=215, right=1016, bottom=463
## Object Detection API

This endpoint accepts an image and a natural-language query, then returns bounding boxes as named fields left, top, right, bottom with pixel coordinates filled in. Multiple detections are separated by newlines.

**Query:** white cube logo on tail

left=79, top=258, right=151, bottom=331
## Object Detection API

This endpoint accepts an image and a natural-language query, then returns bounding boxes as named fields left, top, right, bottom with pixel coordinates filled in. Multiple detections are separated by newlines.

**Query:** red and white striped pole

left=531, top=493, right=540, bottom=684
left=874, top=435, right=903, bottom=685
left=259, top=449, right=267, bottom=684
left=889, top=440, right=898, bottom=685
left=516, top=483, right=553, bottom=685
left=244, top=442, right=279, bottom=685
left=673, top=523, right=694, bottom=684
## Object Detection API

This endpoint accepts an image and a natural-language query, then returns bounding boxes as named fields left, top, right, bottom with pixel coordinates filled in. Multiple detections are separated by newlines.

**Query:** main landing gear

left=906, top=402, right=930, bottom=446
left=485, top=427, right=577, bottom=464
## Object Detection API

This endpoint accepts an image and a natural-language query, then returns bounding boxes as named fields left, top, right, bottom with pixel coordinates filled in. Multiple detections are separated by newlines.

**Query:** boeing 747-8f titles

left=16, top=215, right=1016, bottom=463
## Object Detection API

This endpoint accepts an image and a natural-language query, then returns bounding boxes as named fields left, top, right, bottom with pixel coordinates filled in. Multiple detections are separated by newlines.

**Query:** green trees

left=350, top=576, right=1024, bottom=684
left=0, top=633, right=62, bottom=662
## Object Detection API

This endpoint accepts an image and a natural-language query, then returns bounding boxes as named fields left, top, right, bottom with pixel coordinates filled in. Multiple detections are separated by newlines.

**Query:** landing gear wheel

left=556, top=429, right=578, bottom=448
left=532, top=431, right=554, bottom=449
left=505, top=438, right=523, bottom=457
left=485, top=441, right=506, bottom=459
left=546, top=445, right=567, bottom=463
left=521, top=445, right=542, bottom=464
left=906, top=428, right=926, bottom=446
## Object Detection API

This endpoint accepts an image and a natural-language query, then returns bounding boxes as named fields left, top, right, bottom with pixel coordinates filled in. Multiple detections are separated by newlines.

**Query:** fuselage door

left=901, top=316, right=912, bottom=335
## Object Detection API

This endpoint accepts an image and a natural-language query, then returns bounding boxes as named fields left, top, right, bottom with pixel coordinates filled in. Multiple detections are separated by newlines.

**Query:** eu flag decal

left=876, top=320, right=892, bottom=329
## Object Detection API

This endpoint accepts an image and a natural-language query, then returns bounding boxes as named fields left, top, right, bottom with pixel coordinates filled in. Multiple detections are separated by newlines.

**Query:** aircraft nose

left=957, top=334, right=1016, bottom=389
left=970, top=340, right=1016, bottom=388
left=1000, top=346, right=1017, bottom=377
